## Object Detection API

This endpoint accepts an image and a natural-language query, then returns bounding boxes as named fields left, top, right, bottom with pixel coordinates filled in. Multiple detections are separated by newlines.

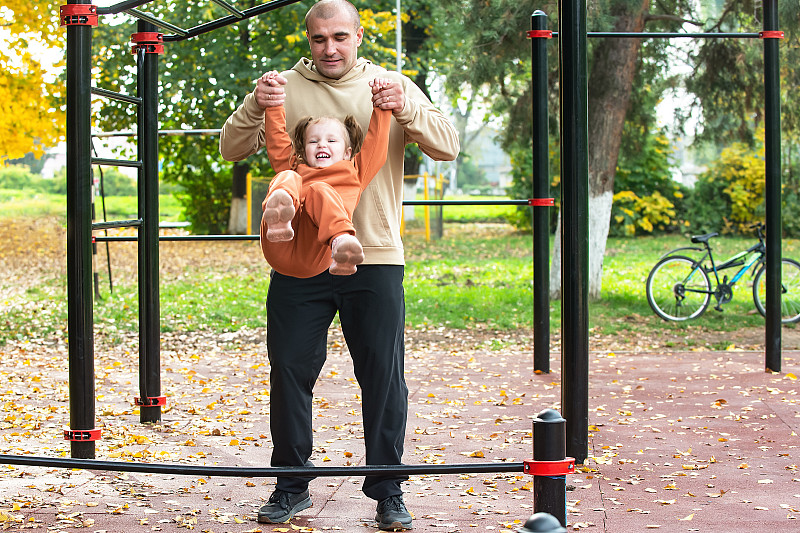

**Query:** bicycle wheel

left=753, top=258, right=800, bottom=324
left=646, top=255, right=711, bottom=321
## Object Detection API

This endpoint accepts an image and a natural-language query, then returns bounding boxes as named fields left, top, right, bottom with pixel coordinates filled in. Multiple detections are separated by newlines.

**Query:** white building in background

left=40, top=143, right=66, bottom=179
left=465, top=127, right=512, bottom=194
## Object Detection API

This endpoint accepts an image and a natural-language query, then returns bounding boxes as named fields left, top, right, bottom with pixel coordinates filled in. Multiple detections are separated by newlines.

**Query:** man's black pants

left=266, top=265, right=408, bottom=501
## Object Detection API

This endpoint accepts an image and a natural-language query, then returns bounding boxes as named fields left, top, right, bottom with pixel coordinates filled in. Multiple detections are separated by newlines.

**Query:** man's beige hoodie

left=220, top=58, right=460, bottom=266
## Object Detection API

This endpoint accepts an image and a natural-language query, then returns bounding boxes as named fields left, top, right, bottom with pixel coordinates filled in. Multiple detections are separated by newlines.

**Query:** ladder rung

left=126, top=8, right=188, bottom=35
left=92, top=219, right=143, bottom=231
left=209, top=0, right=245, bottom=18
left=91, top=87, right=142, bottom=105
left=92, top=157, right=143, bottom=169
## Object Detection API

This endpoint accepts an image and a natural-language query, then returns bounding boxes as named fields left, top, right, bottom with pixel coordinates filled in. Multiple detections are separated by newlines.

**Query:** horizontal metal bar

left=94, top=235, right=260, bottom=242
left=588, top=31, right=762, bottom=39
left=97, top=0, right=153, bottom=15
left=91, top=87, right=142, bottom=105
left=92, top=157, right=143, bottom=169
left=404, top=200, right=529, bottom=206
left=549, top=31, right=763, bottom=39
left=92, top=129, right=221, bottom=138
left=164, top=0, right=304, bottom=42
left=92, top=219, right=143, bottom=231
left=126, top=8, right=188, bottom=36
left=210, top=0, right=245, bottom=18
left=0, top=454, right=524, bottom=477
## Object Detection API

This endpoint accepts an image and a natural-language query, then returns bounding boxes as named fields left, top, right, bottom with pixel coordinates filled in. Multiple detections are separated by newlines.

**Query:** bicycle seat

left=691, top=232, right=719, bottom=244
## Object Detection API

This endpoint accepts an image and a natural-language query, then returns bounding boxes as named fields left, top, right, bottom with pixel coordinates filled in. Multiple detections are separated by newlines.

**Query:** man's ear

left=355, top=26, right=364, bottom=47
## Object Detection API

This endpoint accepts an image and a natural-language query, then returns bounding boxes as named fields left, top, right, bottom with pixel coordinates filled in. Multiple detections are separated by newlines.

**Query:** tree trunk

left=549, top=0, right=650, bottom=300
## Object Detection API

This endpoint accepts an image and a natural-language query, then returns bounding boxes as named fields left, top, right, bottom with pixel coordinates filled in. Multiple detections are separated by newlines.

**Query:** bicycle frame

left=705, top=241, right=766, bottom=288
left=669, top=239, right=766, bottom=298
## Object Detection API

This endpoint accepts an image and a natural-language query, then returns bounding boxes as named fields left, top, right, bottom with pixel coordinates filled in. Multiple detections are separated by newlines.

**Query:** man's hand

left=371, top=78, right=405, bottom=114
left=255, top=71, right=287, bottom=109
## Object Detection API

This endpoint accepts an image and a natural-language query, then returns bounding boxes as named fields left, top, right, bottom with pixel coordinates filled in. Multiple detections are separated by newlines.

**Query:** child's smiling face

left=304, top=118, right=352, bottom=168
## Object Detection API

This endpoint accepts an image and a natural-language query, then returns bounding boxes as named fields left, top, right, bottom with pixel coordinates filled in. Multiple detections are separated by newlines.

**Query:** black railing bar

left=404, top=200, right=530, bottom=206
left=547, top=31, right=763, bottom=39
left=210, top=0, right=245, bottom=18
left=588, top=31, right=762, bottom=38
left=97, top=0, right=154, bottom=15
left=91, top=157, right=144, bottom=169
left=125, top=8, right=189, bottom=36
left=91, top=87, right=142, bottom=105
left=163, top=0, right=304, bottom=42
left=0, top=455, right=524, bottom=477
left=95, top=235, right=260, bottom=242
left=92, top=219, right=143, bottom=231
left=92, top=129, right=221, bottom=138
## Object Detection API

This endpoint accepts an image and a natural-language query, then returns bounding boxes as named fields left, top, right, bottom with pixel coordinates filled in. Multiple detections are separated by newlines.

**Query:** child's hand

left=370, top=77, right=405, bottom=113
left=255, top=70, right=287, bottom=109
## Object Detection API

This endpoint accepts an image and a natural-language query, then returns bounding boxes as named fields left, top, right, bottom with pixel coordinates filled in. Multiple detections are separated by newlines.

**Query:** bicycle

left=645, top=223, right=800, bottom=323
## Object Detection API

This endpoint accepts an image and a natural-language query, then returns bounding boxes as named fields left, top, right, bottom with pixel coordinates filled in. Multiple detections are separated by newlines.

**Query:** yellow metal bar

left=246, top=173, right=252, bottom=235
left=423, top=172, right=430, bottom=242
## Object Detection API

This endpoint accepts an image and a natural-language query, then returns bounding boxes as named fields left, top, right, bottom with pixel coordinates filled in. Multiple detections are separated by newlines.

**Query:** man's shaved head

left=305, top=0, right=361, bottom=32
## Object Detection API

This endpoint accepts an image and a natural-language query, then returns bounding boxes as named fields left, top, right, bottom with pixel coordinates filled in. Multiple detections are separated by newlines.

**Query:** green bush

left=612, top=189, right=680, bottom=236
left=161, top=137, right=232, bottom=234
left=610, top=131, right=687, bottom=236
left=0, top=165, right=46, bottom=191
left=95, top=167, right=137, bottom=196
left=505, top=146, right=561, bottom=233
left=687, top=138, right=765, bottom=235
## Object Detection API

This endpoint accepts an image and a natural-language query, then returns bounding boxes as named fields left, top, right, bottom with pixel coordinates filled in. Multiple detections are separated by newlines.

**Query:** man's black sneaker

left=375, top=494, right=413, bottom=531
left=257, top=489, right=312, bottom=523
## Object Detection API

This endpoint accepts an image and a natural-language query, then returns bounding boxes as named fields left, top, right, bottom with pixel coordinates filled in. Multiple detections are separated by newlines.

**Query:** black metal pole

left=531, top=11, right=551, bottom=374
left=763, top=1, right=782, bottom=373
left=558, top=0, right=589, bottom=464
left=66, top=0, right=96, bottom=459
left=137, top=21, right=162, bottom=423
left=532, top=409, right=568, bottom=526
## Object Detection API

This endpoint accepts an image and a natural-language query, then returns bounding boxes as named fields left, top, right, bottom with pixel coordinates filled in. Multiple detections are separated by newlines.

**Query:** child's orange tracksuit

left=259, top=105, right=391, bottom=278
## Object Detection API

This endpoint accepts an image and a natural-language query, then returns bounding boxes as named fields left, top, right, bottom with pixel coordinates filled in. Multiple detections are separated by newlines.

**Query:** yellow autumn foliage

left=0, top=0, right=65, bottom=162
left=612, top=190, right=676, bottom=236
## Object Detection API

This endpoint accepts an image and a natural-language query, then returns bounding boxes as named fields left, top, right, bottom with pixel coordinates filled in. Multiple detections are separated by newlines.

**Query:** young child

left=259, top=72, right=392, bottom=277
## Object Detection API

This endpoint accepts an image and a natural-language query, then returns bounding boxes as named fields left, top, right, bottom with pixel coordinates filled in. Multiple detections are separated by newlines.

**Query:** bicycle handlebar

left=750, top=222, right=765, bottom=242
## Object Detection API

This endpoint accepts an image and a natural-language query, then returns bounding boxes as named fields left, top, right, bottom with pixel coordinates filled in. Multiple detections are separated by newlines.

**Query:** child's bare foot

left=264, top=190, right=295, bottom=242
left=329, top=234, right=364, bottom=275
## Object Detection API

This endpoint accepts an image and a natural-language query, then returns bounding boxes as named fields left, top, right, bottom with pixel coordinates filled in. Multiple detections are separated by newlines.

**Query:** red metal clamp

left=527, top=30, right=553, bottom=39
left=64, top=428, right=102, bottom=441
left=523, top=457, right=576, bottom=476
left=60, top=4, right=99, bottom=27
left=528, top=198, right=555, bottom=207
left=131, top=32, right=165, bottom=55
left=759, top=31, right=784, bottom=39
left=134, top=396, right=167, bottom=407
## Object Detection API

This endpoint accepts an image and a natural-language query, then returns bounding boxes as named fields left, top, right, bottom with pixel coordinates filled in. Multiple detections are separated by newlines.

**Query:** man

left=219, top=0, right=459, bottom=530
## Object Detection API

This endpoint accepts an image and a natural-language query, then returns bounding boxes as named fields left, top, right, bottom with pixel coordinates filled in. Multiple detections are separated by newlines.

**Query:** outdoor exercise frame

left=540, top=1, right=784, bottom=459
left=8, top=0, right=782, bottom=497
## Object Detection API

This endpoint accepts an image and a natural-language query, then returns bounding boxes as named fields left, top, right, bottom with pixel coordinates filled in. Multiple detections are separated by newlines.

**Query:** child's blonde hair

left=291, top=115, right=364, bottom=166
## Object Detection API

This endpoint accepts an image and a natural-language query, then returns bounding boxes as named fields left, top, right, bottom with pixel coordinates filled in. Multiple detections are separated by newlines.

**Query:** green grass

left=403, top=228, right=532, bottom=329
left=408, top=195, right=517, bottom=223
left=0, top=189, right=184, bottom=221
left=586, top=234, right=800, bottom=338
left=3, top=193, right=800, bottom=346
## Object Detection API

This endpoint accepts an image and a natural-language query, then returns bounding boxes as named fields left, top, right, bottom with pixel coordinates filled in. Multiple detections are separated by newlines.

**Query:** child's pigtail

left=291, top=116, right=314, bottom=165
left=343, top=115, right=364, bottom=155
